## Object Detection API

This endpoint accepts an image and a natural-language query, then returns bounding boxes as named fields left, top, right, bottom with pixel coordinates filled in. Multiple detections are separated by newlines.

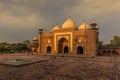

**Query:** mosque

left=31, top=17, right=99, bottom=56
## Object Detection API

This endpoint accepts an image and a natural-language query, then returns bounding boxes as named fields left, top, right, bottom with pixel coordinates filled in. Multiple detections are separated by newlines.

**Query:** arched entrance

left=77, top=46, right=83, bottom=54
left=64, top=46, right=68, bottom=53
left=47, top=46, right=51, bottom=53
left=34, top=49, right=37, bottom=52
left=58, top=38, right=68, bottom=53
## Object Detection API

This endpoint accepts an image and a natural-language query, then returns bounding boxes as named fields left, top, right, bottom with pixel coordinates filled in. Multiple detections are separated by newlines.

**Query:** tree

left=9, top=43, right=27, bottom=52
left=99, top=41, right=104, bottom=48
left=12, top=43, right=27, bottom=52
left=0, top=42, right=10, bottom=52
left=110, top=35, right=120, bottom=47
left=22, top=40, right=30, bottom=45
left=0, top=45, right=6, bottom=52
left=0, top=40, right=31, bottom=53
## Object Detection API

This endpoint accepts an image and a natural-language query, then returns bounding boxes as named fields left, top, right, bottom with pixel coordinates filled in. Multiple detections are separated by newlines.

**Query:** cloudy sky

left=0, top=0, right=120, bottom=43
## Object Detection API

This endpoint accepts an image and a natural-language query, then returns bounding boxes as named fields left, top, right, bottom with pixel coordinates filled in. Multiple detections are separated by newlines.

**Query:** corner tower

left=90, top=21, right=99, bottom=56
left=38, top=27, right=43, bottom=53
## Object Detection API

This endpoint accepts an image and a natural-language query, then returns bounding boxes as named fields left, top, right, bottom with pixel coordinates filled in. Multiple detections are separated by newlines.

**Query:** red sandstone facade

left=31, top=18, right=99, bottom=57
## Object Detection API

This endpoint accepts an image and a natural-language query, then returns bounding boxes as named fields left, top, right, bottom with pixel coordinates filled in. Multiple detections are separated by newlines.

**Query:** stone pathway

left=0, top=53, right=119, bottom=80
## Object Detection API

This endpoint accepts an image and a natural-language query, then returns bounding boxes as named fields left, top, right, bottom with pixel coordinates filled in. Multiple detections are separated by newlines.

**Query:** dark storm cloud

left=0, top=0, right=120, bottom=43
left=0, top=0, right=80, bottom=27
left=0, top=0, right=79, bottom=18
left=0, top=0, right=80, bottom=42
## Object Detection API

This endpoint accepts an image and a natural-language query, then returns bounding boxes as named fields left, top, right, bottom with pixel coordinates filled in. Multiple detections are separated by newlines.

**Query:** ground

left=0, top=53, right=119, bottom=80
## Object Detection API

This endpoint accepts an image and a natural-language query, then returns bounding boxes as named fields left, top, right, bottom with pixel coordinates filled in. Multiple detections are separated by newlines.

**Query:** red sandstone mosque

left=31, top=17, right=99, bottom=57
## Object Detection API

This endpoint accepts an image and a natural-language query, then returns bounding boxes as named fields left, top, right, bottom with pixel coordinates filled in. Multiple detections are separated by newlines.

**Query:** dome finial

left=38, top=26, right=42, bottom=30
left=68, top=16, right=71, bottom=18
left=56, top=23, right=58, bottom=25
left=52, top=25, right=54, bottom=28
left=83, top=19, right=86, bottom=22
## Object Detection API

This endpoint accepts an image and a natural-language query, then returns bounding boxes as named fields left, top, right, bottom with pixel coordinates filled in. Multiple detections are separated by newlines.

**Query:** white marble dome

left=51, top=25, right=60, bottom=32
left=62, top=17, right=75, bottom=29
left=79, top=22, right=90, bottom=30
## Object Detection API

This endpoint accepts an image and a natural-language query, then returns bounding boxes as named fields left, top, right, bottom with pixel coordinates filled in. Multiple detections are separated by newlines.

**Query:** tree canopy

left=0, top=40, right=31, bottom=53
left=110, top=35, right=120, bottom=47
left=102, top=35, right=120, bottom=48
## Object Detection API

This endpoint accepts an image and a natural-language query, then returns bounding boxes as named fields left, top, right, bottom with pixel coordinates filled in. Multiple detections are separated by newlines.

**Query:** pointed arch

left=64, top=46, right=69, bottom=53
left=77, top=46, right=83, bottom=54
left=46, top=46, right=51, bottom=53
left=58, top=37, right=68, bottom=53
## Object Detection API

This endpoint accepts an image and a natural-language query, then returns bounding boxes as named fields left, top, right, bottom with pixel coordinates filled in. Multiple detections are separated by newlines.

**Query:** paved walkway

left=0, top=53, right=119, bottom=80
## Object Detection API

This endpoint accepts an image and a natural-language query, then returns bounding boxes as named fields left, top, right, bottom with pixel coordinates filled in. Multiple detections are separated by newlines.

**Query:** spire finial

left=68, top=16, right=71, bottom=19
left=52, top=25, right=54, bottom=28
left=56, top=23, right=58, bottom=25
left=83, top=19, right=86, bottom=22
left=38, top=26, right=42, bottom=29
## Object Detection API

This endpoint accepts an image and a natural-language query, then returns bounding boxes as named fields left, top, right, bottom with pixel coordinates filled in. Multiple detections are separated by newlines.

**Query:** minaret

left=32, top=37, right=38, bottom=44
left=90, top=21, right=98, bottom=30
left=38, top=27, right=43, bottom=53
left=90, top=21, right=99, bottom=56
left=32, top=37, right=38, bottom=52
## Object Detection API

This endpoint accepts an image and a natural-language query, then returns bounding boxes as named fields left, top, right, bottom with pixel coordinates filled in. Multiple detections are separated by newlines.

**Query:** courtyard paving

left=0, top=53, right=119, bottom=80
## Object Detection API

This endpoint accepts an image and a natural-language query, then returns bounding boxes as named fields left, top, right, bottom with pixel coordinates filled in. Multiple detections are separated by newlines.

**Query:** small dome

left=53, top=25, right=60, bottom=30
left=91, top=21, right=96, bottom=24
left=38, top=26, right=43, bottom=29
left=33, top=37, right=38, bottom=41
left=38, top=26, right=43, bottom=30
left=79, top=22, right=90, bottom=30
left=52, top=25, right=60, bottom=30
left=90, top=20, right=97, bottom=26
left=62, top=17, right=75, bottom=29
